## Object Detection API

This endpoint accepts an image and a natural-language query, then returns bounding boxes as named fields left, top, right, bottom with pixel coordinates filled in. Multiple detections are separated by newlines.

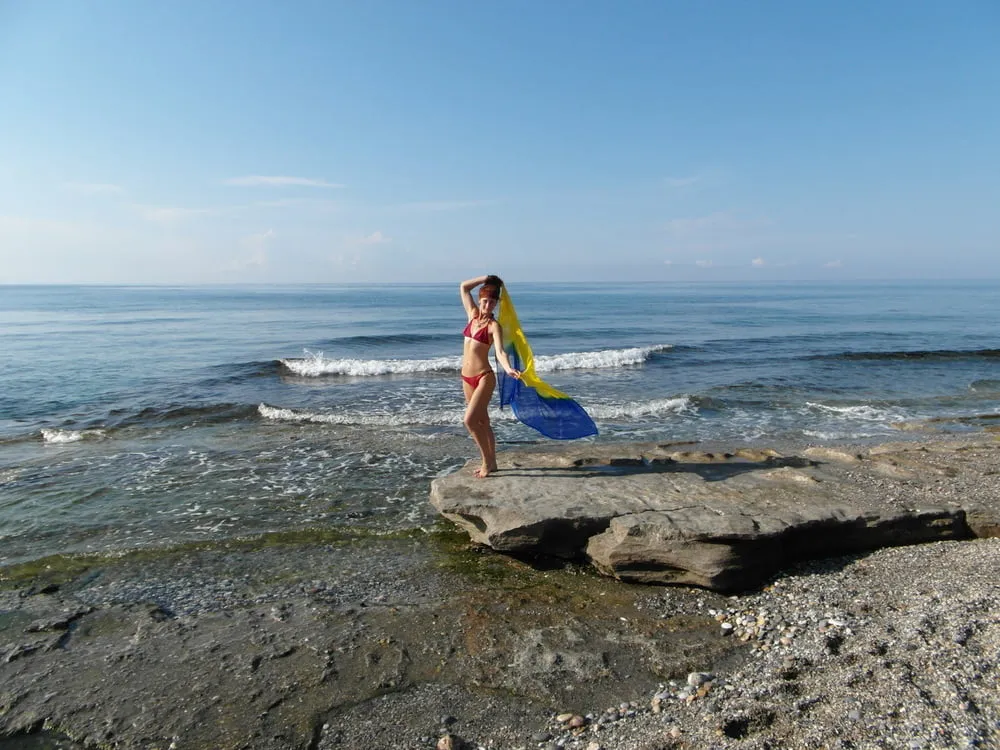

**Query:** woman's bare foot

left=474, top=463, right=496, bottom=478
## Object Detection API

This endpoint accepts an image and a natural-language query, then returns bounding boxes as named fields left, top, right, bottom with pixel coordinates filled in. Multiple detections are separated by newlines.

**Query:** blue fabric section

left=498, top=349, right=598, bottom=440
left=497, top=348, right=523, bottom=406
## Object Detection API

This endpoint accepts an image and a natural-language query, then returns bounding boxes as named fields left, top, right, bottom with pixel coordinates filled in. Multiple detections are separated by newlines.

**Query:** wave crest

left=258, top=394, right=693, bottom=428
left=535, top=345, right=672, bottom=372
left=804, top=402, right=903, bottom=422
left=588, top=396, right=696, bottom=420
left=279, top=344, right=672, bottom=378
left=258, top=403, right=471, bottom=427
left=280, top=352, right=459, bottom=377
left=41, top=428, right=105, bottom=444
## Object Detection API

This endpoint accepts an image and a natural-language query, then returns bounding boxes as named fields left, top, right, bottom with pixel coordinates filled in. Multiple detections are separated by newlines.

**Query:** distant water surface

left=2, top=281, right=999, bottom=565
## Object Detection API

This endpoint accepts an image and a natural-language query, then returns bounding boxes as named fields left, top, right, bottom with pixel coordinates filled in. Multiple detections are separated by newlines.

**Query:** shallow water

left=3, top=281, right=999, bottom=564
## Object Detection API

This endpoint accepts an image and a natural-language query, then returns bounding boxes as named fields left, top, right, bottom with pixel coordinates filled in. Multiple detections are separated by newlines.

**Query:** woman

left=459, top=274, right=520, bottom=478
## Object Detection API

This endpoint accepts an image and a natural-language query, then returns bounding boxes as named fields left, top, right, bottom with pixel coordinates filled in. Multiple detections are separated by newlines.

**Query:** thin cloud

left=233, top=229, right=274, bottom=270
left=253, top=197, right=340, bottom=213
left=0, top=214, right=120, bottom=240
left=63, top=182, right=124, bottom=195
left=663, top=175, right=701, bottom=189
left=752, top=257, right=765, bottom=267
left=666, top=212, right=773, bottom=236
left=824, top=260, right=844, bottom=268
left=398, top=199, right=495, bottom=212
left=137, top=205, right=218, bottom=223
left=665, top=212, right=729, bottom=235
left=223, top=176, right=344, bottom=188
left=663, top=212, right=777, bottom=261
left=356, top=231, right=391, bottom=245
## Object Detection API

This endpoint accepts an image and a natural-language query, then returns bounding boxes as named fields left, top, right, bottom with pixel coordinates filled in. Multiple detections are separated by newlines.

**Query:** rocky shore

left=1, top=437, right=998, bottom=749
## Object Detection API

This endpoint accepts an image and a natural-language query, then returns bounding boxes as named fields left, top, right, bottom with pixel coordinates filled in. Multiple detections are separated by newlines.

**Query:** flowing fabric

left=496, top=288, right=598, bottom=439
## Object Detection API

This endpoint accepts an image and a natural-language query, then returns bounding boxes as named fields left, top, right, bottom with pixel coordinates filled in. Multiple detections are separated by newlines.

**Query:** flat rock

left=429, top=439, right=1000, bottom=591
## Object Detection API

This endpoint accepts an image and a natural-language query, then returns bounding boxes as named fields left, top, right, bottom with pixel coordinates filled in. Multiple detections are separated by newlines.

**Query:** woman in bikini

left=459, top=274, right=520, bottom=478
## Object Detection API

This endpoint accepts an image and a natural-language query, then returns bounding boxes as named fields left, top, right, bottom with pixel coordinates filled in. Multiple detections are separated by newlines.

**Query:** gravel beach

left=535, top=537, right=1000, bottom=750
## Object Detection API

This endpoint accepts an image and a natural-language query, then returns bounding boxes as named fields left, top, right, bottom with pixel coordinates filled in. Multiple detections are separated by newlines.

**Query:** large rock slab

left=429, top=440, right=1000, bottom=591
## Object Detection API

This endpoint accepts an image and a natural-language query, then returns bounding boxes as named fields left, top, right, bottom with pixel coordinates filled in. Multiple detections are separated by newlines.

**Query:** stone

left=430, top=440, right=989, bottom=591
left=687, top=672, right=712, bottom=687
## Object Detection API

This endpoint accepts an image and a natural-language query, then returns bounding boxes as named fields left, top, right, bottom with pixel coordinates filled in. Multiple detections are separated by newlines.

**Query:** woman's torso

left=461, top=316, right=493, bottom=375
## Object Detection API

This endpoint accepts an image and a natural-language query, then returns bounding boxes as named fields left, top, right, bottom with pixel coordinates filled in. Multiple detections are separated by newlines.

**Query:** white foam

left=260, top=393, right=694, bottom=429
left=258, top=402, right=512, bottom=427
left=279, top=344, right=672, bottom=378
left=533, top=345, right=672, bottom=372
left=588, top=396, right=696, bottom=420
left=804, top=402, right=902, bottom=422
left=41, top=428, right=105, bottom=444
left=802, top=428, right=890, bottom=441
left=281, top=351, right=460, bottom=377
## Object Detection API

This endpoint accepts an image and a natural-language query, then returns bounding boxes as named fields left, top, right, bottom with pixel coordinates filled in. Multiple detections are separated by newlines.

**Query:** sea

left=3, top=281, right=999, bottom=567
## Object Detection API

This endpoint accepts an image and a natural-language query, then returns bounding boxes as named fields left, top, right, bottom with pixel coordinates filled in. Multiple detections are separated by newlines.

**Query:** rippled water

left=3, top=281, right=999, bottom=564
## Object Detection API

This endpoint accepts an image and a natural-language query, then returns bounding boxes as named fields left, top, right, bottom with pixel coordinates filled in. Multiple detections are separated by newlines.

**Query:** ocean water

left=3, top=281, right=999, bottom=566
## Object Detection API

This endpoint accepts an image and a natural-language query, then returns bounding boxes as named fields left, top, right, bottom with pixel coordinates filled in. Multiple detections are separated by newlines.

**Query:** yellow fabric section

left=497, top=288, right=571, bottom=400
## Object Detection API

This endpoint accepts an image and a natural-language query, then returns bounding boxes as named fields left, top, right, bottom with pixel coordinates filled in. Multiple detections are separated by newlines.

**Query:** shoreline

left=0, top=435, right=997, bottom=749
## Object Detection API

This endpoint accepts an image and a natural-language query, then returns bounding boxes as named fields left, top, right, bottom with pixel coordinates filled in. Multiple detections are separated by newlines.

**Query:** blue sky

left=1, top=1, right=997, bottom=283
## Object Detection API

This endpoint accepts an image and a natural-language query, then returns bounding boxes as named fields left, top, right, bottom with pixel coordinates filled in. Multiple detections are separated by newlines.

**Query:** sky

left=1, top=1, right=998, bottom=284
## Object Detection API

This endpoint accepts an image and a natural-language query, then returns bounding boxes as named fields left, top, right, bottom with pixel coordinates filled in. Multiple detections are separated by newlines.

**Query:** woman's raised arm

left=459, top=275, right=489, bottom=319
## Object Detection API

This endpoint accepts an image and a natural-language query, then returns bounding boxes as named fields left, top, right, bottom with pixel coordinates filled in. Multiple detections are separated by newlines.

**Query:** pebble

left=686, top=671, right=712, bottom=687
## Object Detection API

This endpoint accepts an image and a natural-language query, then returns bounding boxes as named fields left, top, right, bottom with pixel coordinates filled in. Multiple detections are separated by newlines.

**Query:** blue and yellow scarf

left=496, top=287, right=598, bottom=439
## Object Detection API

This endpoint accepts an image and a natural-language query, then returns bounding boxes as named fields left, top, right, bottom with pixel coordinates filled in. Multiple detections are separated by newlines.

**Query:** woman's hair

left=479, top=275, right=503, bottom=301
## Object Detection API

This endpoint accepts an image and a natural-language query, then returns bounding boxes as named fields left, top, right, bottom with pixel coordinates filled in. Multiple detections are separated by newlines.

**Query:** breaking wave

left=279, top=345, right=673, bottom=378
left=259, top=393, right=695, bottom=429
left=258, top=403, right=475, bottom=427
left=40, top=428, right=106, bottom=444
left=803, top=402, right=905, bottom=423
left=587, top=396, right=697, bottom=420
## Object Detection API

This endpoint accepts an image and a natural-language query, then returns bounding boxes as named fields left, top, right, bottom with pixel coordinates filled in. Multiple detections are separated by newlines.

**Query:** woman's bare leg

left=462, top=375, right=497, bottom=477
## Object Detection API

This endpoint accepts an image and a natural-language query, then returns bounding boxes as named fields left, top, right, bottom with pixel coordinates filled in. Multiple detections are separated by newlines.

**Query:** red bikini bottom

left=461, top=371, right=494, bottom=389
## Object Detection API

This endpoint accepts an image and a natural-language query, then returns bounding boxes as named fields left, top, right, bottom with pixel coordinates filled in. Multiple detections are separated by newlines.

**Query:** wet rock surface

left=0, top=532, right=736, bottom=749
left=0, top=437, right=998, bottom=749
left=431, top=439, right=1000, bottom=590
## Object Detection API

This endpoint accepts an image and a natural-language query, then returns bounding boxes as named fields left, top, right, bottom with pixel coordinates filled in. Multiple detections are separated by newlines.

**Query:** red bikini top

left=463, top=316, right=492, bottom=345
